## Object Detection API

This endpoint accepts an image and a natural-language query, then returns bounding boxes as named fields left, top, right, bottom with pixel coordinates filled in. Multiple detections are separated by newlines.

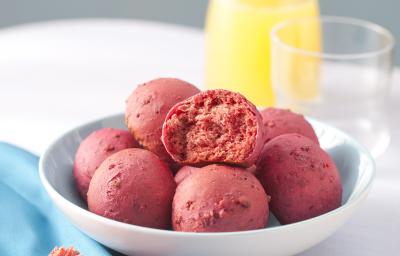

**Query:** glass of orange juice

left=205, top=0, right=320, bottom=107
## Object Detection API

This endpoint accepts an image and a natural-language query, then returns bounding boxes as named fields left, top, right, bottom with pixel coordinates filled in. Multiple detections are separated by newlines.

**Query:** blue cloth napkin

left=0, top=142, right=113, bottom=256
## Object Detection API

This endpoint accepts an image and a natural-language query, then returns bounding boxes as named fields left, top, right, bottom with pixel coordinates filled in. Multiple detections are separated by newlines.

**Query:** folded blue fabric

left=0, top=142, right=112, bottom=256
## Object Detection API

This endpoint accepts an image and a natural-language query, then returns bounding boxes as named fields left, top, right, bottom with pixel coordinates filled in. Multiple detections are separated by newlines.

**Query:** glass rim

left=270, top=16, right=395, bottom=60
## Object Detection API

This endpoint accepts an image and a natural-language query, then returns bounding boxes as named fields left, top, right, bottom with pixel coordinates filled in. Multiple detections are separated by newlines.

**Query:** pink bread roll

left=257, top=133, right=342, bottom=224
left=174, top=166, right=200, bottom=185
left=73, top=128, right=139, bottom=201
left=125, top=78, right=200, bottom=171
left=260, top=108, right=318, bottom=144
left=175, top=165, right=258, bottom=185
left=172, top=164, right=269, bottom=232
left=87, top=148, right=176, bottom=229
left=162, top=89, right=264, bottom=167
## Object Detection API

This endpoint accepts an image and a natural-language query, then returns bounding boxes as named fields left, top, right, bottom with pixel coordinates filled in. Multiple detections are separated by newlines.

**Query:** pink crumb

left=49, top=246, right=80, bottom=256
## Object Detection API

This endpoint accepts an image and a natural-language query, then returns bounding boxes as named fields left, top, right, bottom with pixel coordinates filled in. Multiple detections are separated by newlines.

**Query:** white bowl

left=39, top=113, right=375, bottom=256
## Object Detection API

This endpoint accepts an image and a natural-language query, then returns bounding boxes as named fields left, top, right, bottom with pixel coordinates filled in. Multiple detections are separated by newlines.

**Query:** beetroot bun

left=162, top=89, right=264, bottom=167
left=172, top=164, right=269, bottom=232
left=260, top=107, right=318, bottom=144
left=87, top=148, right=176, bottom=229
left=175, top=165, right=257, bottom=185
left=125, top=78, right=200, bottom=170
left=73, top=128, right=139, bottom=201
left=257, top=134, right=342, bottom=224
left=174, top=166, right=200, bottom=185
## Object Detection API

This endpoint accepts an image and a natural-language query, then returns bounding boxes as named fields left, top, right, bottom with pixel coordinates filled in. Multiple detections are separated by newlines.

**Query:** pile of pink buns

left=73, top=78, right=342, bottom=232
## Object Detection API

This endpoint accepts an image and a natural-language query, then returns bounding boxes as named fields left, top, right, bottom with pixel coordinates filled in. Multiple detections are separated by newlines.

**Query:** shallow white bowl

left=39, top=113, right=375, bottom=256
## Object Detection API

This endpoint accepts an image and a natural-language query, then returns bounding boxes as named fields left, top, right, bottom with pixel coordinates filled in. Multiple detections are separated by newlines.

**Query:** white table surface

left=0, top=19, right=399, bottom=256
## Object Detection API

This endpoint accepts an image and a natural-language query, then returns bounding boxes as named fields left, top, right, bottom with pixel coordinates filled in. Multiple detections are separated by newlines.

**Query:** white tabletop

left=0, top=19, right=205, bottom=154
left=0, top=19, right=399, bottom=255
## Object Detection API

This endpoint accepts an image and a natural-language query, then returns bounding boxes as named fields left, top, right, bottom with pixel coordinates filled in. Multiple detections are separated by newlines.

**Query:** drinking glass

left=206, top=0, right=320, bottom=107
left=271, top=16, right=395, bottom=157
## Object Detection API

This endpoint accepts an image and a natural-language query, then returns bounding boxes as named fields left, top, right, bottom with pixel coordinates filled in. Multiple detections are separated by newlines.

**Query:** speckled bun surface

left=125, top=78, right=200, bottom=170
left=260, top=108, right=318, bottom=144
left=87, top=148, right=176, bottom=229
left=172, top=164, right=269, bottom=232
left=257, top=134, right=342, bottom=224
left=73, top=128, right=139, bottom=201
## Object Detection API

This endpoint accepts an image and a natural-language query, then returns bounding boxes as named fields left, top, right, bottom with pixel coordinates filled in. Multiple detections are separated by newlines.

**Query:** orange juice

left=206, top=0, right=320, bottom=107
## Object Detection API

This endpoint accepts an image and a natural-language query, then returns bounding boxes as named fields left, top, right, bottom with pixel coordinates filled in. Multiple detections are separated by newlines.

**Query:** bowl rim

left=39, top=113, right=376, bottom=237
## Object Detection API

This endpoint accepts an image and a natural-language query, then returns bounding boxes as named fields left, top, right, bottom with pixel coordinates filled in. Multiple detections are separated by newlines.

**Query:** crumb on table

left=49, top=246, right=80, bottom=256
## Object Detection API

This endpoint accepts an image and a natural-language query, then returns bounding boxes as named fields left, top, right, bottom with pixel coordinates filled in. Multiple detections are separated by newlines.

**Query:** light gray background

left=1, top=0, right=398, bottom=63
